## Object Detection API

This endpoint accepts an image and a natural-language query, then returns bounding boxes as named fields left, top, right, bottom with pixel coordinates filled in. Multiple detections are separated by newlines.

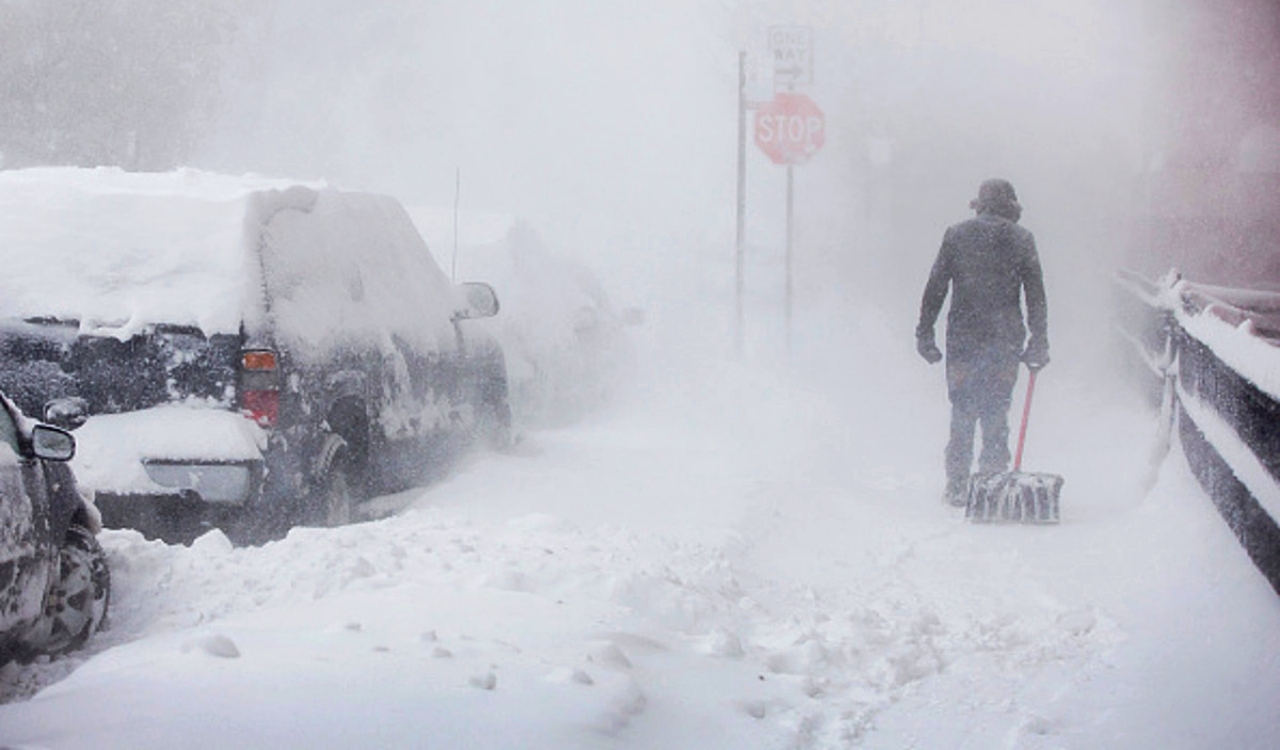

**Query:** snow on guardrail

left=1166, top=279, right=1280, bottom=401
left=1116, top=269, right=1280, bottom=595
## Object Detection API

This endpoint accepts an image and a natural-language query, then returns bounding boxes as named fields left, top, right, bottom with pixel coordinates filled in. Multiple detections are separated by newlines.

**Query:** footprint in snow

left=470, top=670, right=497, bottom=690
left=182, top=634, right=241, bottom=659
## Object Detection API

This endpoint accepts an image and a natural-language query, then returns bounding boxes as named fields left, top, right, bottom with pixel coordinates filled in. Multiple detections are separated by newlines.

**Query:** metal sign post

left=753, top=91, right=824, bottom=353
left=786, top=163, right=794, bottom=352
left=737, top=27, right=822, bottom=355
left=770, top=27, right=817, bottom=353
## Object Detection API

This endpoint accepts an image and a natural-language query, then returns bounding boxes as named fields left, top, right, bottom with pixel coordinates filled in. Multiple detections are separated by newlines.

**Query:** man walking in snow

left=916, top=178, right=1049, bottom=506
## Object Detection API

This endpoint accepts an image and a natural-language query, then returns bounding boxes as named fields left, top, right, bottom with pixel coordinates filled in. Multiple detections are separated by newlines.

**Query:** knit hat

left=969, top=178, right=1022, bottom=221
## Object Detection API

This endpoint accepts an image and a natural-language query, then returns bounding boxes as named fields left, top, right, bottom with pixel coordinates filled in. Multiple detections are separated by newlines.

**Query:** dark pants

left=944, top=343, right=1021, bottom=492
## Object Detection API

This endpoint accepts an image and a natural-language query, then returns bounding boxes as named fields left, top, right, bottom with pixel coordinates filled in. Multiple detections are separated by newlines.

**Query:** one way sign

left=769, top=26, right=812, bottom=88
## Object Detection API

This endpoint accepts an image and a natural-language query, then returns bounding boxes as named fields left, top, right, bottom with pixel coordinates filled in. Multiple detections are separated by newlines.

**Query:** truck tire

left=316, top=433, right=356, bottom=527
left=322, top=457, right=354, bottom=527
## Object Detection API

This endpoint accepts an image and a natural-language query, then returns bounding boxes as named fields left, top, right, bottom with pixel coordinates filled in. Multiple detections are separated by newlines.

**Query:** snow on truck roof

left=0, top=167, right=317, bottom=336
left=0, top=167, right=456, bottom=350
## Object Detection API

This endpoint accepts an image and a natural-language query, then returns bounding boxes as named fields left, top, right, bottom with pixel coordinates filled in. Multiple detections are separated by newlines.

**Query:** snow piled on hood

left=71, top=405, right=266, bottom=496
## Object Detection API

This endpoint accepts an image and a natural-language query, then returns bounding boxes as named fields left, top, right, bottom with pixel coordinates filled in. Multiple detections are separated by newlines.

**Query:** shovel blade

left=965, top=471, right=1063, bottom=524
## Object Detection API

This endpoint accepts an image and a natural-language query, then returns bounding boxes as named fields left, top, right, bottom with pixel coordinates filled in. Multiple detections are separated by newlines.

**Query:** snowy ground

left=1, top=309, right=1279, bottom=750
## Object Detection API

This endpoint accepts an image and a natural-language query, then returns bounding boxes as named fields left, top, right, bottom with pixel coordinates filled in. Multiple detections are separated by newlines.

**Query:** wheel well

left=69, top=503, right=101, bottom=536
left=326, top=397, right=369, bottom=461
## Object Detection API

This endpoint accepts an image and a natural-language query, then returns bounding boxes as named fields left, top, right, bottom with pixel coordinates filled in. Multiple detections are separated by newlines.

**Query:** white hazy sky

left=193, top=0, right=1164, bottom=367
left=198, top=1, right=1143, bottom=248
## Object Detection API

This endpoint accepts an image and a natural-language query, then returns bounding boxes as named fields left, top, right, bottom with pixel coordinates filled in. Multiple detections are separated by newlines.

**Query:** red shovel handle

left=1013, top=367, right=1039, bottom=471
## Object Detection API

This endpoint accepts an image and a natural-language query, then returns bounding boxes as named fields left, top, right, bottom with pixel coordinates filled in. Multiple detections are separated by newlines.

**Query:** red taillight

left=242, top=350, right=277, bottom=370
left=242, top=389, right=279, bottom=427
left=240, top=349, right=279, bottom=427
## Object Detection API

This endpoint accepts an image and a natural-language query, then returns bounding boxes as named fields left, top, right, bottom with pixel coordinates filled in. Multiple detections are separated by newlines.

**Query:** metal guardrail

left=1116, top=270, right=1280, bottom=595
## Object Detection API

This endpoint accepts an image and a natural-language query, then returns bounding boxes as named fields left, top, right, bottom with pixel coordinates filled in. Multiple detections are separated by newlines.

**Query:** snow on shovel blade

left=964, top=471, right=1063, bottom=524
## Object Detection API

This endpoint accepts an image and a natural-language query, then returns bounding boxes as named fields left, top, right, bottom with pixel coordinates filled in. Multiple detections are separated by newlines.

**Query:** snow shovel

left=965, top=367, right=1063, bottom=524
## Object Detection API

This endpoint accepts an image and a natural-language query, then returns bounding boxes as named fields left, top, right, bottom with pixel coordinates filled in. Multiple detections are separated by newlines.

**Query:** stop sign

left=754, top=92, right=825, bottom=165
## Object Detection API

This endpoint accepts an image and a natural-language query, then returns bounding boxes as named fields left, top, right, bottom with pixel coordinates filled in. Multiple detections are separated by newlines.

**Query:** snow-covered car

left=0, top=168, right=510, bottom=545
left=0, top=392, right=109, bottom=666
left=408, top=208, right=641, bottom=428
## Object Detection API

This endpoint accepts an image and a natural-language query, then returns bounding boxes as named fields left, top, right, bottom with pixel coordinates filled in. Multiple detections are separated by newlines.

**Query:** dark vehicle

left=0, top=392, right=109, bottom=666
left=0, top=169, right=510, bottom=544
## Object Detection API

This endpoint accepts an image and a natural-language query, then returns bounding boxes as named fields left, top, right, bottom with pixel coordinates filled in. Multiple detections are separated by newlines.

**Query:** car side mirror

left=453, top=281, right=500, bottom=320
left=31, top=424, right=75, bottom=462
left=44, top=396, right=89, bottom=431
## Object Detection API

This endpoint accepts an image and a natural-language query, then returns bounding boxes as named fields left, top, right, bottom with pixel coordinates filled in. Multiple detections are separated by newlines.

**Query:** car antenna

left=451, top=167, right=460, bottom=283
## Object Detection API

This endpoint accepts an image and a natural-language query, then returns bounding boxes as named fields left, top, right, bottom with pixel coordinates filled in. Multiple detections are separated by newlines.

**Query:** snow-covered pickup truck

left=0, top=168, right=510, bottom=545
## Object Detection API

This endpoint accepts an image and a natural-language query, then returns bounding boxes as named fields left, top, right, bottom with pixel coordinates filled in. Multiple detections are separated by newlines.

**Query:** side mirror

left=44, top=396, right=89, bottom=431
left=454, top=282, right=500, bottom=320
left=31, top=424, right=75, bottom=462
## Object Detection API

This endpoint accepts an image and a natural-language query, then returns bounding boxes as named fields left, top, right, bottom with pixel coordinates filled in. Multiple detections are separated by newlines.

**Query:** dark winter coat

left=916, top=212, right=1047, bottom=363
